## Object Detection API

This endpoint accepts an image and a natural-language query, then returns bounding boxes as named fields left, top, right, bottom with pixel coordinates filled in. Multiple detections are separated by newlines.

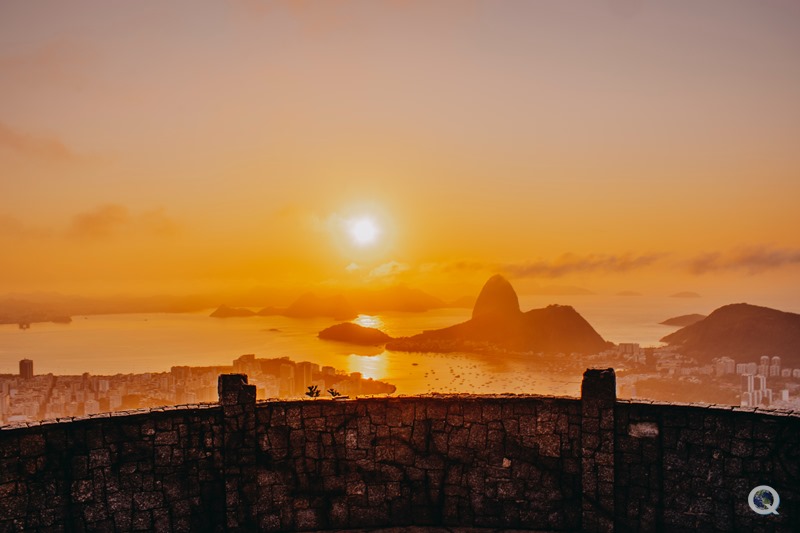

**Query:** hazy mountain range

left=0, top=285, right=455, bottom=325
left=210, top=285, right=452, bottom=320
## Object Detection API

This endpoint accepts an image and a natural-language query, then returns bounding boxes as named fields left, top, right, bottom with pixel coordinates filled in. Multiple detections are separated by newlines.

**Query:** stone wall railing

left=1, top=369, right=798, bottom=532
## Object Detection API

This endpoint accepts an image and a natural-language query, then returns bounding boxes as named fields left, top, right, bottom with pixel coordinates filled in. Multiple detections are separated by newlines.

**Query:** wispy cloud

left=138, top=207, right=180, bottom=237
left=69, top=204, right=130, bottom=239
left=0, top=214, right=52, bottom=240
left=368, top=261, right=410, bottom=279
left=424, top=247, right=800, bottom=279
left=503, top=253, right=664, bottom=278
left=419, top=253, right=665, bottom=278
left=688, top=246, right=800, bottom=274
left=0, top=38, right=96, bottom=88
left=0, top=121, right=78, bottom=162
left=69, top=204, right=179, bottom=240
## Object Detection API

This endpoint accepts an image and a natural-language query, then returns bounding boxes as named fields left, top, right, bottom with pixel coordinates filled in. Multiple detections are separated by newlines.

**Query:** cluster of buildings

left=605, top=344, right=799, bottom=408
left=615, top=343, right=648, bottom=364
left=738, top=356, right=794, bottom=407
left=226, top=354, right=386, bottom=399
left=0, top=355, right=395, bottom=426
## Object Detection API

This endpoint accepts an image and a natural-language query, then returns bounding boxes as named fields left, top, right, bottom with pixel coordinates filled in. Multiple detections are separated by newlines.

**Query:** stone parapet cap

left=4, top=391, right=799, bottom=432
left=254, top=392, right=580, bottom=406
left=622, top=398, right=800, bottom=417
left=0, top=402, right=220, bottom=431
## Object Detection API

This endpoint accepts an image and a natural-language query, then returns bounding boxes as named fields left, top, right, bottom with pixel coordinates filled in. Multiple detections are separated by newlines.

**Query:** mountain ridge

left=387, top=275, right=611, bottom=354
left=660, top=303, right=800, bottom=365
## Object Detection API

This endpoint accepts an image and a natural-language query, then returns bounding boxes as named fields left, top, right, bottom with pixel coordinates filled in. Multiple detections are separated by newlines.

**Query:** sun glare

left=348, top=217, right=380, bottom=246
left=353, top=314, right=384, bottom=329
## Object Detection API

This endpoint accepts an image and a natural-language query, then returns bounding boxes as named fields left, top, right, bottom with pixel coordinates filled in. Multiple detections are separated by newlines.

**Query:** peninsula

left=386, top=275, right=611, bottom=355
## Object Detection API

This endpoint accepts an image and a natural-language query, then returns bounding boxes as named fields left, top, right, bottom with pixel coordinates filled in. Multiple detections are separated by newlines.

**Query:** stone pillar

left=581, top=368, right=616, bottom=532
left=218, top=373, right=257, bottom=531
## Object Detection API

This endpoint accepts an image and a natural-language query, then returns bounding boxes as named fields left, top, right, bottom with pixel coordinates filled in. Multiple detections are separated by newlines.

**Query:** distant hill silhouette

left=348, top=285, right=446, bottom=312
left=386, top=275, right=610, bottom=354
left=660, top=303, right=800, bottom=365
left=659, top=314, right=706, bottom=327
left=670, top=291, right=701, bottom=298
left=617, top=290, right=642, bottom=297
left=209, top=305, right=256, bottom=318
left=251, top=286, right=448, bottom=320
left=1, top=285, right=448, bottom=324
left=281, top=293, right=358, bottom=320
left=449, top=295, right=476, bottom=309
left=0, top=292, right=217, bottom=324
left=318, top=323, right=392, bottom=345
left=256, top=306, right=283, bottom=317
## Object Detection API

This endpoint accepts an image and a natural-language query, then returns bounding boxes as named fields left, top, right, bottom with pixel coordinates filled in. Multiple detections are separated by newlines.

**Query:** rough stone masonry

left=0, top=368, right=798, bottom=532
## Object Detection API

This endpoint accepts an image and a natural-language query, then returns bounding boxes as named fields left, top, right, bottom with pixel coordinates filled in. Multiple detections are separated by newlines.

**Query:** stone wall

left=615, top=399, right=800, bottom=532
left=0, top=405, right=225, bottom=531
left=0, top=370, right=798, bottom=532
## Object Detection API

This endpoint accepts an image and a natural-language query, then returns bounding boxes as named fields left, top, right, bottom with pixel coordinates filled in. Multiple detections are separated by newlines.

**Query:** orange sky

left=1, top=1, right=799, bottom=303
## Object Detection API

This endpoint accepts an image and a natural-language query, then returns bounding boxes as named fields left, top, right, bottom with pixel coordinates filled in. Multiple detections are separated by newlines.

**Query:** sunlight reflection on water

left=352, top=314, right=385, bottom=330
left=0, top=298, right=713, bottom=398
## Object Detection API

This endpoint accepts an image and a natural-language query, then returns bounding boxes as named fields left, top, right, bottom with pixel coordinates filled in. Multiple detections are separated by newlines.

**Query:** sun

left=348, top=216, right=380, bottom=246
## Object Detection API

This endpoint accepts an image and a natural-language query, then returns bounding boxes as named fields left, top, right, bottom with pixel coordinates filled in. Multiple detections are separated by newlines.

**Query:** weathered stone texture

left=1, top=407, right=224, bottom=533
left=1, top=371, right=799, bottom=532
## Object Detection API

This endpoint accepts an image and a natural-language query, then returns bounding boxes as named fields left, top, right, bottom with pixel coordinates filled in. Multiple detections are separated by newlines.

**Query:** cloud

left=0, top=121, right=78, bottom=162
left=69, top=204, right=130, bottom=239
left=0, top=214, right=51, bottom=240
left=0, top=38, right=96, bottom=89
left=419, top=253, right=665, bottom=279
left=688, top=246, right=800, bottom=275
left=69, top=204, right=179, bottom=240
left=368, top=261, right=410, bottom=279
left=436, top=260, right=491, bottom=274
left=503, top=253, right=664, bottom=278
left=138, top=208, right=180, bottom=237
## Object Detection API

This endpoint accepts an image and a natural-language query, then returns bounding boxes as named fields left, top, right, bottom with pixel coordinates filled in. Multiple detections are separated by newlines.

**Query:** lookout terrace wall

left=0, top=370, right=798, bottom=532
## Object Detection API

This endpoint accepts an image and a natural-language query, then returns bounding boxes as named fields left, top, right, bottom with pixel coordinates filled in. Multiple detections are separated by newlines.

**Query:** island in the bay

left=659, top=313, right=706, bottom=327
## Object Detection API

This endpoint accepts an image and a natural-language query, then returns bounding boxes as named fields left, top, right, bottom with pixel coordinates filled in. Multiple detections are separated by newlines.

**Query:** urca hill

left=387, top=275, right=611, bottom=354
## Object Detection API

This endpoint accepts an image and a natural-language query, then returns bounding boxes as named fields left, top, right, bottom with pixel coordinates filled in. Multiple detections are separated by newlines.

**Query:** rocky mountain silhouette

left=386, top=275, right=610, bottom=354
left=660, top=303, right=800, bottom=365
left=472, top=274, right=520, bottom=320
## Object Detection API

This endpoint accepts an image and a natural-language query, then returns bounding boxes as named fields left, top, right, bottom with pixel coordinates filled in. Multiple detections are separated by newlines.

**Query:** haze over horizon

left=2, top=1, right=800, bottom=308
